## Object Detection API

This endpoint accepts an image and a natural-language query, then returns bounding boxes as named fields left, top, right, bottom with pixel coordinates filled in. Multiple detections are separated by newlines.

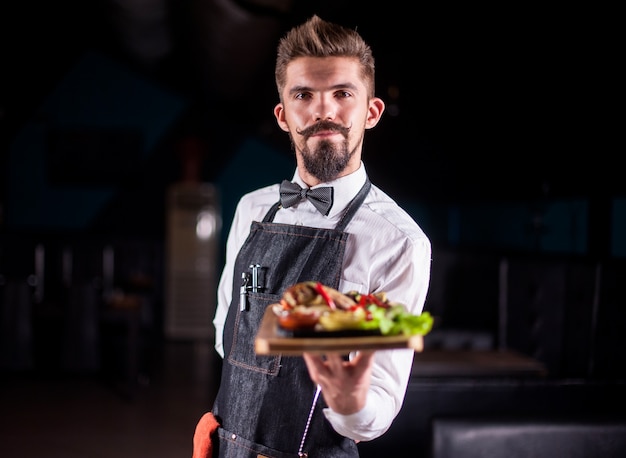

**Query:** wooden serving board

left=254, top=305, right=424, bottom=355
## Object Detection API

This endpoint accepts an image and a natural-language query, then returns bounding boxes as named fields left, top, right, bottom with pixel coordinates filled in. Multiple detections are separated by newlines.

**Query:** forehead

left=284, top=56, right=366, bottom=92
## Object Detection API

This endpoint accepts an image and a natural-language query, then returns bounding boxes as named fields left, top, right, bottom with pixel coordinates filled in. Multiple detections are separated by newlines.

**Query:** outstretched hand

left=302, top=351, right=375, bottom=415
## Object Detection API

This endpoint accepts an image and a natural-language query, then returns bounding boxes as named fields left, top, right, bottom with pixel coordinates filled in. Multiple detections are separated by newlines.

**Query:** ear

left=274, top=103, right=290, bottom=132
left=365, top=97, right=386, bottom=129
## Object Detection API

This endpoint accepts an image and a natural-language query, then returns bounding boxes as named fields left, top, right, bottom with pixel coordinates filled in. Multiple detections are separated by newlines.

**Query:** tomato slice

left=278, top=311, right=319, bottom=330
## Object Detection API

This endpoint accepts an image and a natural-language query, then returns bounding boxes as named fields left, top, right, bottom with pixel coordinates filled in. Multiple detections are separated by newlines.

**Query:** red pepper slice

left=315, top=282, right=336, bottom=310
left=367, top=293, right=389, bottom=309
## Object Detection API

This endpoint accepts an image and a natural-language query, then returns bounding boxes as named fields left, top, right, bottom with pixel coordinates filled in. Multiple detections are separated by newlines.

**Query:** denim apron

left=212, top=179, right=371, bottom=458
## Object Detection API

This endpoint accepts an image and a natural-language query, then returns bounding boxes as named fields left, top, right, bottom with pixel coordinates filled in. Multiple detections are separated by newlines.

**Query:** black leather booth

left=431, top=416, right=626, bottom=458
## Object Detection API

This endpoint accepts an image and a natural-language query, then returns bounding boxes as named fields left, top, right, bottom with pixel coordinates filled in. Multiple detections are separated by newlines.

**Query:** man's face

left=274, top=56, right=384, bottom=185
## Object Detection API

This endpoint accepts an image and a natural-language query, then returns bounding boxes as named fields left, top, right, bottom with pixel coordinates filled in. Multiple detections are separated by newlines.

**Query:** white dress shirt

left=213, top=162, right=432, bottom=442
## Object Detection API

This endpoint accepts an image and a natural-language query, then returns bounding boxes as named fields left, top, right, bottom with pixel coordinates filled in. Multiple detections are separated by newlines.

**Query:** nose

left=313, top=95, right=336, bottom=122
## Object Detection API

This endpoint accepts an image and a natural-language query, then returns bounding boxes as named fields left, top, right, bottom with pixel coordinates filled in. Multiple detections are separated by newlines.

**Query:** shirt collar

left=291, top=162, right=367, bottom=218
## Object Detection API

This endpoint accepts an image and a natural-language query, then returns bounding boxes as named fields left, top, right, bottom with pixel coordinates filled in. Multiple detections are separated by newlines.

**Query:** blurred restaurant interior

left=1, top=1, right=624, bottom=457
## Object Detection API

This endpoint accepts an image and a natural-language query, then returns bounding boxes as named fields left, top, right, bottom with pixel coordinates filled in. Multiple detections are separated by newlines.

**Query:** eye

left=336, top=90, right=352, bottom=98
left=294, top=92, right=312, bottom=100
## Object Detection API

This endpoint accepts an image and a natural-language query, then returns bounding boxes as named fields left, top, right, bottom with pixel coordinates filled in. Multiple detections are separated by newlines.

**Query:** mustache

left=295, top=121, right=351, bottom=138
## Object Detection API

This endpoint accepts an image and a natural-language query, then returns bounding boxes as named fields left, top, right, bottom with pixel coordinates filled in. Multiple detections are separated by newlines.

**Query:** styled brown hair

left=275, top=15, right=376, bottom=99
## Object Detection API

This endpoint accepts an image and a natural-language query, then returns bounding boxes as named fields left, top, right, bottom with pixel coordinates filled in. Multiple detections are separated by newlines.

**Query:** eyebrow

left=288, top=82, right=360, bottom=96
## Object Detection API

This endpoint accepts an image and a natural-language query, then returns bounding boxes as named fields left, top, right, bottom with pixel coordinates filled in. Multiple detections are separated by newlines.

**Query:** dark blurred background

left=2, top=1, right=623, bottom=244
left=1, top=1, right=622, bottom=244
left=1, top=1, right=624, bottom=457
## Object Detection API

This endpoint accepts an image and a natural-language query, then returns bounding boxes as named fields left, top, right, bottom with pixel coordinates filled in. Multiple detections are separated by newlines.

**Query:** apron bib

left=212, top=180, right=370, bottom=458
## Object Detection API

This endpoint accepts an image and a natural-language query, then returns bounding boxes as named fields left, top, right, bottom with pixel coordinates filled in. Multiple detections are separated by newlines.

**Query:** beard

left=292, top=121, right=359, bottom=183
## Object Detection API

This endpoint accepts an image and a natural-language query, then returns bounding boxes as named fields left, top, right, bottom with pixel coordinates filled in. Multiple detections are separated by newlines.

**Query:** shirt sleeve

left=322, top=235, right=432, bottom=441
left=322, top=348, right=415, bottom=441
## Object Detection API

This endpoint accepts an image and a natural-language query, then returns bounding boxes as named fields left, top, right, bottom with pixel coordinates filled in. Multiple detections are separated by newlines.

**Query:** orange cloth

left=192, top=412, right=220, bottom=458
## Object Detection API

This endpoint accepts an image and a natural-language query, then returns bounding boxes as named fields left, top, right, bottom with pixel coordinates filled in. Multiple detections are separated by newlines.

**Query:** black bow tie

left=279, top=180, right=334, bottom=215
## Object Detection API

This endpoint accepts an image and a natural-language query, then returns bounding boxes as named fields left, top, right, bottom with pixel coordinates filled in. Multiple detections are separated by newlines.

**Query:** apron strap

left=262, top=201, right=282, bottom=223
left=335, top=178, right=371, bottom=232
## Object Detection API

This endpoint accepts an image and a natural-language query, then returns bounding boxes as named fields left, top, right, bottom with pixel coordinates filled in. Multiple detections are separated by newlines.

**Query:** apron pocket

left=217, top=426, right=297, bottom=458
left=227, top=292, right=281, bottom=375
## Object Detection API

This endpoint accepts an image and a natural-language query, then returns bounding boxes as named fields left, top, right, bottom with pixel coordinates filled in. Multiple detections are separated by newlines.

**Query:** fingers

left=302, top=351, right=375, bottom=378
left=302, top=352, right=324, bottom=382
left=350, top=350, right=375, bottom=370
left=302, top=351, right=375, bottom=414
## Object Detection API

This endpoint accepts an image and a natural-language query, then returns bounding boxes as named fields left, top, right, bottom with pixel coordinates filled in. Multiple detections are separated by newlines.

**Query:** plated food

left=255, top=282, right=432, bottom=355
left=271, top=281, right=433, bottom=337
